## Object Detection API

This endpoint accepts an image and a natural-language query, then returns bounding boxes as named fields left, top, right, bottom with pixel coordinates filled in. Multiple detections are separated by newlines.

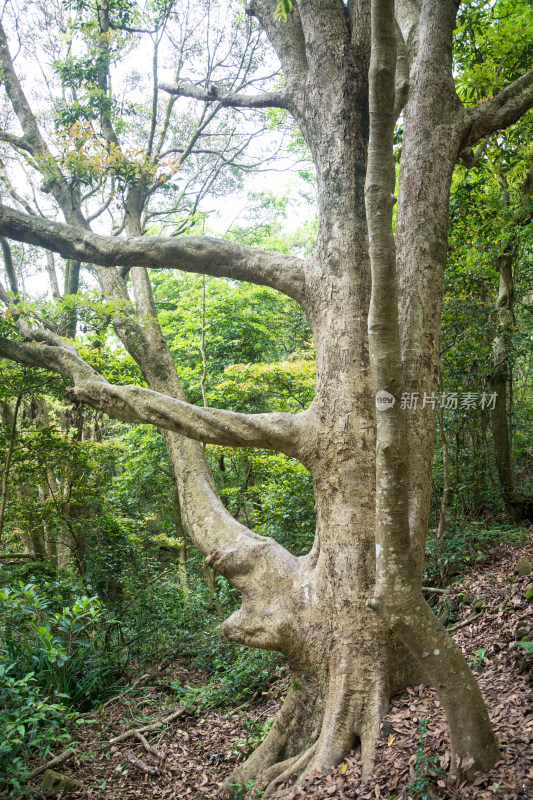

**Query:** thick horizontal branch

left=0, top=204, right=307, bottom=304
left=159, top=81, right=290, bottom=110
left=460, top=70, right=533, bottom=150
left=0, top=336, right=303, bottom=453
left=69, top=382, right=302, bottom=453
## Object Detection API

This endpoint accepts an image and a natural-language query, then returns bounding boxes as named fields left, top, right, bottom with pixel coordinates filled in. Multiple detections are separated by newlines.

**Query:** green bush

left=424, top=522, right=527, bottom=585
left=0, top=665, right=71, bottom=794
left=175, top=635, right=281, bottom=711
left=0, top=582, right=125, bottom=709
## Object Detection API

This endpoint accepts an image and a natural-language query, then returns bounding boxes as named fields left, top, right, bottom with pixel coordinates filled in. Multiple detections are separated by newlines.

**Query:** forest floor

left=26, top=535, right=533, bottom=800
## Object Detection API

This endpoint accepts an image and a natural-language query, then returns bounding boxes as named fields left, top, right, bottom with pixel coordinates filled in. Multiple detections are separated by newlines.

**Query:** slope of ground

left=26, top=536, right=533, bottom=800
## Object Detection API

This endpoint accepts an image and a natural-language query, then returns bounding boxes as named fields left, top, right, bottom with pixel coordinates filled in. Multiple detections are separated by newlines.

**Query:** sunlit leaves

left=455, top=0, right=533, bottom=103
left=274, top=1, right=293, bottom=23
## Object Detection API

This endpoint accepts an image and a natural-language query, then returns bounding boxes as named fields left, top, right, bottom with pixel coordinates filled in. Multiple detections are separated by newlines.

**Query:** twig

left=231, top=691, right=259, bottom=714
left=448, top=611, right=484, bottom=633
left=27, top=748, right=75, bottom=780
left=422, top=586, right=447, bottom=594
left=135, top=731, right=165, bottom=760
left=109, top=706, right=190, bottom=744
left=98, top=672, right=152, bottom=711
left=125, top=750, right=158, bottom=775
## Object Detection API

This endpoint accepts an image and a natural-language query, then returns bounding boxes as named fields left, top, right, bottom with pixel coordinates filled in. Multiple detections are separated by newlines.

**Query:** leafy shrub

left=174, top=635, right=281, bottom=711
left=0, top=582, right=125, bottom=709
left=0, top=665, right=71, bottom=794
left=424, top=522, right=527, bottom=585
left=407, top=718, right=444, bottom=800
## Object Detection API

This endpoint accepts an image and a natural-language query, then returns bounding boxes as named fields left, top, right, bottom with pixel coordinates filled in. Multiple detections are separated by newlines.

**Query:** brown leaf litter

left=24, top=534, right=533, bottom=800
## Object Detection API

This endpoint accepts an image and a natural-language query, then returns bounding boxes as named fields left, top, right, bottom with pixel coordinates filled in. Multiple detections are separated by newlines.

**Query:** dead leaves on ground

left=26, top=536, right=533, bottom=800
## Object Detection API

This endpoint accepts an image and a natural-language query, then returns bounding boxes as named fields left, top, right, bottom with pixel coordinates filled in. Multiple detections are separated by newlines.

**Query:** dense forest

left=0, top=0, right=532, bottom=798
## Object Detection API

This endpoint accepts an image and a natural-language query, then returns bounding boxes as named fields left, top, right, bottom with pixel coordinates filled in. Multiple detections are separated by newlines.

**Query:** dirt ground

left=26, top=535, right=533, bottom=800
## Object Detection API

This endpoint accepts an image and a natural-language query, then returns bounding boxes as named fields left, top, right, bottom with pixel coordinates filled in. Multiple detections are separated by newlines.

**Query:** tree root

left=261, top=744, right=318, bottom=797
left=226, top=668, right=389, bottom=799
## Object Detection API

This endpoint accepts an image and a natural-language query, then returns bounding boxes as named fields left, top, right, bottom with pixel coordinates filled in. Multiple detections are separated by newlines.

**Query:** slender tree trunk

left=0, top=372, right=24, bottom=543
left=172, top=487, right=189, bottom=595
left=490, top=249, right=526, bottom=522
left=437, top=380, right=450, bottom=540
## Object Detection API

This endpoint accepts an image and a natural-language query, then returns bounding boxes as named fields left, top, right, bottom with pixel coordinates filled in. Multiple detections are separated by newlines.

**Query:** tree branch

left=394, top=21, right=409, bottom=120
left=460, top=70, right=533, bottom=151
left=0, top=22, right=86, bottom=228
left=0, top=130, right=34, bottom=154
left=394, top=0, right=421, bottom=48
left=0, top=336, right=303, bottom=453
left=246, top=0, right=308, bottom=80
left=159, top=81, right=290, bottom=109
left=0, top=204, right=307, bottom=304
left=0, top=237, right=19, bottom=295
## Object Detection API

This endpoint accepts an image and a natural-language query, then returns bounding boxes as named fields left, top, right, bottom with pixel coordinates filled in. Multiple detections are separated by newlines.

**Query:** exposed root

left=225, top=666, right=391, bottom=799
left=262, top=743, right=318, bottom=797
left=224, top=680, right=323, bottom=796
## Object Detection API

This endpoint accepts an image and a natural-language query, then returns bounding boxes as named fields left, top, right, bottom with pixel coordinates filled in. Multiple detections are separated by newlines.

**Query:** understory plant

left=0, top=665, right=71, bottom=794
left=0, top=582, right=125, bottom=708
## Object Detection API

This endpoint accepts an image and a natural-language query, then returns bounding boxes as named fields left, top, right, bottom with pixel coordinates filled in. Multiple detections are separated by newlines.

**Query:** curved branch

left=0, top=336, right=303, bottom=454
left=460, top=70, right=533, bottom=151
left=0, top=204, right=307, bottom=303
left=159, top=81, right=290, bottom=109
left=0, top=130, right=34, bottom=154
left=69, top=382, right=302, bottom=453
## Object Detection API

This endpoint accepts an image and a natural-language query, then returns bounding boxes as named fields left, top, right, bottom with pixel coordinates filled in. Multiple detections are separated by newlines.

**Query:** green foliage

left=0, top=582, right=125, bottom=709
left=455, top=1, right=533, bottom=103
left=175, top=637, right=280, bottom=711
left=407, top=718, right=444, bottom=800
left=0, top=666, right=71, bottom=794
left=152, top=272, right=311, bottom=404
left=274, top=1, right=293, bottom=23
left=232, top=717, right=275, bottom=760
left=424, top=522, right=526, bottom=585
left=228, top=779, right=258, bottom=799
left=468, top=647, right=488, bottom=670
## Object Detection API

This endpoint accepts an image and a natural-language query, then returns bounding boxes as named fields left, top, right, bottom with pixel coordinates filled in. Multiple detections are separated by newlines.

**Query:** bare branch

left=0, top=130, right=33, bottom=154
left=0, top=22, right=86, bottom=227
left=159, top=80, right=290, bottom=109
left=0, top=336, right=302, bottom=453
left=0, top=204, right=307, bottom=304
left=460, top=70, right=533, bottom=151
